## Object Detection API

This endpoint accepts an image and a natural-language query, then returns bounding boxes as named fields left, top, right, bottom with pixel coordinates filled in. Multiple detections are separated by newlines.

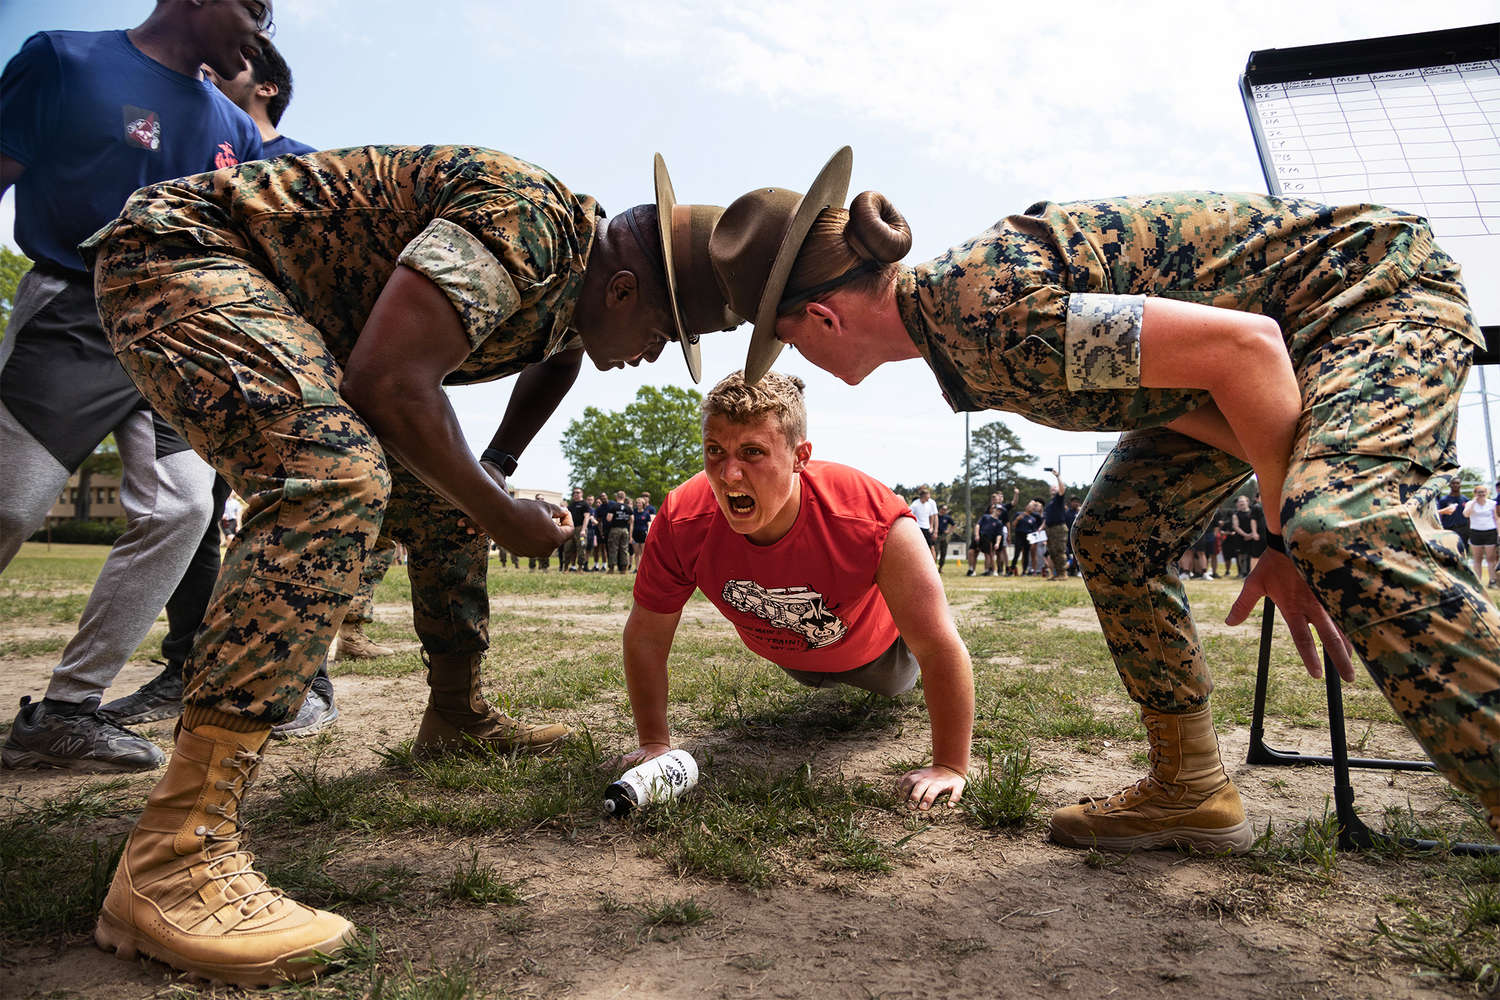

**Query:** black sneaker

left=270, top=671, right=339, bottom=740
left=100, top=660, right=184, bottom=726
left=1, top=696, right=165, bottom=772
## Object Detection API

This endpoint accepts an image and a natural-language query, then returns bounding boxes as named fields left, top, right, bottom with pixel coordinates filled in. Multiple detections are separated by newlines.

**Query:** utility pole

left=964, top=413, right=972, bottom=538
left=1481, top=368, right=1496, bottom=486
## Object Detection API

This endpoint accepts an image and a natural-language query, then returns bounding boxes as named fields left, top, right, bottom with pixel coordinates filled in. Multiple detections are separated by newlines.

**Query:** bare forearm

left=623, top=608, right=679, bottom=747
left=355, top=380, right=509, bottom=527
left=487, top=349, right=582, bottom=456
left=1141, top=299, right=1298, bottom=532
left=1165, top=401, right=1247, bottom=463
left=917, top=643, right=974, bottom=774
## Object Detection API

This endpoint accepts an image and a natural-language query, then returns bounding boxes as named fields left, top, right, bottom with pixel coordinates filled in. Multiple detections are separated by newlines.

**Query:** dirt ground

left=0, top=588, right=1491, bottom=1000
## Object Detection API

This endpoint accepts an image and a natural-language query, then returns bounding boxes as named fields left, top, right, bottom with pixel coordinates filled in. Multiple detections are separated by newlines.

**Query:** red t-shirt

left=632, top=461, right=912, bottom=671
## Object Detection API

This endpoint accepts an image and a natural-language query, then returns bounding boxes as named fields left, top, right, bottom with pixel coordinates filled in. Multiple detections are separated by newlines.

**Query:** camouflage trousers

left=1073, top=316, right=1500, bottom=812
left=92, top=269, right=492, bottom=731
left=560, top=524, right=587, bottom=569
left=347, top=534, right=398, bottom=624
left=607, top=526, right=631, bottom=572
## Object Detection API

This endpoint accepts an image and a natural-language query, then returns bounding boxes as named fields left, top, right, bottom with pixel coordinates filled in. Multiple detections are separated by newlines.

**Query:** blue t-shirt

left=0, top=29, right=262, bottom=272
left=631, top=507, right=652, bottom=536
left=261, top=133, right=316, bottom=158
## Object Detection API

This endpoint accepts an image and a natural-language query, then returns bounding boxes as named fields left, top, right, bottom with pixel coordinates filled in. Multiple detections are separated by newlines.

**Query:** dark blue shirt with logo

left=0, top=29, right=262, bottom=272
left=262, top=134, right=316, bottom=158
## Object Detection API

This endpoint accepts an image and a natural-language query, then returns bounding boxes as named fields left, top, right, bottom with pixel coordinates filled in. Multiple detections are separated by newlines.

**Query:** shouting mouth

left=725, top=491, right=755, bottom=517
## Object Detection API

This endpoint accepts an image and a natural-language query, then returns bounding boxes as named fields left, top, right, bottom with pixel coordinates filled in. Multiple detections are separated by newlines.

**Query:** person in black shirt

left=935, top=503, right=954, bottom=573
left=562, top=487, right=590, bottom=571
left=1043, top=469, right=1069, bottom=580
left=604, top=490, right=631, bottom=573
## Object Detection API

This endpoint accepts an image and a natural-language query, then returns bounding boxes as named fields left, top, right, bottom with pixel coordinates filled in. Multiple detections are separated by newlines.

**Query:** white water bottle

left=604, top=749, right=699, bottom=817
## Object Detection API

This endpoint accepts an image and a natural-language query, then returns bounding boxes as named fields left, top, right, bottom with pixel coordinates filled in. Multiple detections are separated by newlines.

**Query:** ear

left=605, top=270, right=638, bottom=309
left=256, top=81, right=279, bottom=100
left=804, top=301, right=840, bottom=332
left=792, top=439, right=812, bottom=471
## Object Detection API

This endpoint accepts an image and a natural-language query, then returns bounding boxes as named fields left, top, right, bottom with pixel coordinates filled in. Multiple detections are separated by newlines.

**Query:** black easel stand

left=1246, top=598, right=1498, bottom=855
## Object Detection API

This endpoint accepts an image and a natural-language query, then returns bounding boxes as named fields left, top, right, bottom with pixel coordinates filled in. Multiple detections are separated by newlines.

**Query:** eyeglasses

left=246, top=0, right=276, bottom=37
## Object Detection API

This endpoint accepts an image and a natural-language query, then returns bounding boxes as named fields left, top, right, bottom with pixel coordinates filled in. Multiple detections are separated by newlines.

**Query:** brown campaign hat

left=707, top=146, right=852, bottom=384
left=655, top=154, right=741, bottom=384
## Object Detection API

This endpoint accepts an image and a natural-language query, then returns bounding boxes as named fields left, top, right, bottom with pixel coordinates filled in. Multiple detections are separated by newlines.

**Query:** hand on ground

left=609, top=743, right=671, bottom=772
left=898, top=765, right=966, bottom=810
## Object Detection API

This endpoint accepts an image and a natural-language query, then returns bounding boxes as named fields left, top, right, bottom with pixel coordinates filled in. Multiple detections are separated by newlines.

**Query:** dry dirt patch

left=0, top=590, right=1489, bottom=1000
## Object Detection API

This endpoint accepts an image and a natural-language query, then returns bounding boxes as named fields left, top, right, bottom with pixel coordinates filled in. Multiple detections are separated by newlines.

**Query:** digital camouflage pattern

left=84, top=144, right=603, bottom=383
left=82, top=145, right=602, bottom=728
left=346, top=534, right=397, bottom=625
left=897, top=191, right=1498, bottom=821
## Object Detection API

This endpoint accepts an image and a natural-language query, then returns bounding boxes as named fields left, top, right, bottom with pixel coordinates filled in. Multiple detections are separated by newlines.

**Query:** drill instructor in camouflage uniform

left=709, top=146, right=1498, bottom=854
left=80, top=144, right=734, bottom=984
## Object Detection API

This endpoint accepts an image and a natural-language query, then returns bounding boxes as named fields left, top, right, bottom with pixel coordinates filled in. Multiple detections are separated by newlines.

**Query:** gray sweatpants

left=0, top=269, right=214, bottom=704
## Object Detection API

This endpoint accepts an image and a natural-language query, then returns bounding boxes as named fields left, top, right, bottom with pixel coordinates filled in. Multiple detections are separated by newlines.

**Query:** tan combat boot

left=337, top=620, right=394, bottom=660
left=1049, top=706, right=1254, bottom=854
left=95, top=724, right=355, bottom=985
left=412, top=651, right=570, bottom=758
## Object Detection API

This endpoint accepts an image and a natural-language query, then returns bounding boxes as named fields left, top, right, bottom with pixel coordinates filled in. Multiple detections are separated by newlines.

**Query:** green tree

left=561, top=385, right=704, bottom=500
left=959, top=420, right=1036, bottom=522
left=0, top=246, right=33, bottom=330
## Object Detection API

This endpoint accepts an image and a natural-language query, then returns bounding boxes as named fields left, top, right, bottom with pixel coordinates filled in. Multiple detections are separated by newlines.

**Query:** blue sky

left=4, top=0, right=1498, bottom=493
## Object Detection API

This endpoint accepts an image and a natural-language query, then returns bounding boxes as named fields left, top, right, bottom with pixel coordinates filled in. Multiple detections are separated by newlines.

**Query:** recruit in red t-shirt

left=632, top=461, right=913, bottom=672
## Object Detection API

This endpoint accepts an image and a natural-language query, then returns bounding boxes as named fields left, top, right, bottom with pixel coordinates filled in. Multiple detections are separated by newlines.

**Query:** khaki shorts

left=781, top=636, right=918, bottom=697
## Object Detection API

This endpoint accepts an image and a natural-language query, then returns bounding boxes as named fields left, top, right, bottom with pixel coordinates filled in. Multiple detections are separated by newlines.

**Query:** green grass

left=2, top=547, right=1495, bottom=996
left=0, top=782, right=132, bottom=941
left=443, top=851, right=526, bottom=906
left=633, top=762, right=899, bottom=886
left=961, top=742, right=1041, bottom=830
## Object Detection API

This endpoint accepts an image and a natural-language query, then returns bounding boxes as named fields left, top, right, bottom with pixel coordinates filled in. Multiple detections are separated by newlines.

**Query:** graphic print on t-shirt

left=720, top=581, right=849, bottom=649
left=122, top=105, right=160, bottom=150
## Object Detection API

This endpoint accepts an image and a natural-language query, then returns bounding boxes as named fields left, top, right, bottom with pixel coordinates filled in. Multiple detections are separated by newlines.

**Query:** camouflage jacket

left=898, top=192, right=1480, bottom=429
left=83, top=144, right=603, bottom=384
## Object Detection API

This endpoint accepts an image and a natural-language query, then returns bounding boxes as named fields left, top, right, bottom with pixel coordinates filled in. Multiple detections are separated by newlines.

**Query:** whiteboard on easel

left=1241, top=23, right=1500, bottom=347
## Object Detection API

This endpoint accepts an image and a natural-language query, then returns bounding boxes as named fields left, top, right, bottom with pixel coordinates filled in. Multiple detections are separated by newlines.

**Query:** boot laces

left=195, top=747, right=286, bottom=921
left=1088, top=714, right=1171, bottom=812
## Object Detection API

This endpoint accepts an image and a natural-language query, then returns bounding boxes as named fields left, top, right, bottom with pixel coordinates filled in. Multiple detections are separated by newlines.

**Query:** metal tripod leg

left=1246, top=598, right=1497, bottom=855
left=1247, top=599, right=1433, bottom=771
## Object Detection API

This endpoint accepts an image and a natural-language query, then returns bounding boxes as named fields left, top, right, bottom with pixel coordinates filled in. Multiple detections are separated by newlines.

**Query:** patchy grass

left=962, top=742, right=1041, bottom=830
left=443, top=851, right=526, bottom=907
left=2, top=550, right=1495, bottom=997
left=0, top=781, right=132, bottom=942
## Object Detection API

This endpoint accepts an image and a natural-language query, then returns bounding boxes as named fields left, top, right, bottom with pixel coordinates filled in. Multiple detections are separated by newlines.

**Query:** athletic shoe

left=100, top=661, right=184, bottom=726
left=2, top=696, right=165, bottom=772
left=269, top=672, right=339, bottom=740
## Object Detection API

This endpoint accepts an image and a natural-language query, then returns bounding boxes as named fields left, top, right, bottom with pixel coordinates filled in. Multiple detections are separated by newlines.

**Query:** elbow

left=1243, top=314, right=1286, bottom=366
left=340, top=363, right=404, bottom=430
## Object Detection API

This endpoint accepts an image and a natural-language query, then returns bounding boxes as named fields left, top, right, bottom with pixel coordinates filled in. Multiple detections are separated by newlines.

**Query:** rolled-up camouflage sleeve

left=397, top=217, right=522, bottom=349
left=1064, top=292, right=1146, bottom=390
